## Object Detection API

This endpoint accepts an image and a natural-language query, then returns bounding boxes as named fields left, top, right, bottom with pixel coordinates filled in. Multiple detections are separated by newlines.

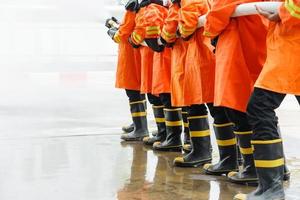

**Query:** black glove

left=128, top=37, right=141, bottom=48
left=160, top=37, right=175, bottom=48
left=107, top=27, right=118, bottom=40
left=145, top=38, right=165, bottom=52
left=139, top=0, right=151, bottom=8
left=171, top=0, right=181, bottom=7
left=211, top=36, right=219, bottom=54
left=125, top=0, right=140, bottom=12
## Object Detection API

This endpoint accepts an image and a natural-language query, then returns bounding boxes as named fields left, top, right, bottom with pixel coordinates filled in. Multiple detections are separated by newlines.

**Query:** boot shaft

left=214, top=123, right=237, bottom=160
left=252, top=139, right=285, bottom=196
left=234, top=130, right=255, bottom=168
left=129, top=100, right=148, bottom=133
left=188, top=115, right=211, bottom=152
left=152, top=105, right=167, bottom=138
left=164, top=108, right=183, bottom=143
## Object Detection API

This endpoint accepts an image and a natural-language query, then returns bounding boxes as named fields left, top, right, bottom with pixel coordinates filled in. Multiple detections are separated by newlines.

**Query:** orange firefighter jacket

left=114, top=11, right=141, bottom=91
left=204, top=0, right=267, bottom=112
left=131, top=4, right=171, bottom=95
left=147, top=4, right=172, bottom=95
left=179, top=0, right=216, bottom=106
left=161, top=3, right=189, bottom=106
left=131, top=7, right=154, bottom=94
left=255, top=0, right=300, bottom=95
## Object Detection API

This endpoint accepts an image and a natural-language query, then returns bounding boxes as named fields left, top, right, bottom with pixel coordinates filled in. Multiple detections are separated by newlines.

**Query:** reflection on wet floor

left=117, top=142, right=300, bottom=200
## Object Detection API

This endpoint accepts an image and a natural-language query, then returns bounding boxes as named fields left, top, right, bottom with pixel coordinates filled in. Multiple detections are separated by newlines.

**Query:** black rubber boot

left=174, top=115, right=212, bottom=167
left=153, top=108, right=182, bottom=152
left=121, top=100, right=149, bottom=141
left=227, top=131, right=258, bottom=185
left=143, top=105, right=166, bottom=145
left=234, top=139, right=285, bottom=200
left=122, top=123, right=134, bottom=133
left=182, top=108, right=192, bottom=153
left=204, top=123, right=239, bottom=175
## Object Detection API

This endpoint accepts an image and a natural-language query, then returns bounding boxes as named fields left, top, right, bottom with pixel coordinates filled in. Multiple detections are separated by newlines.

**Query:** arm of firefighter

left=143, top=7, right=166, bottom=51
left=161, top=3, right=180, bottom=45
left=280, top=0, right=300, bottom=25
left=179, top=1, right=207, bottom=39
left=203, top=1, right=238, bottom=38
left=129, top=8, right=148, bottom=47
left=113, top=11, right=137, bottom=43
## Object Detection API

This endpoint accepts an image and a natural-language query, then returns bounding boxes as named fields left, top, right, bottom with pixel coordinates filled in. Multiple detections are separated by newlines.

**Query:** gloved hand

left=139, top=0, right=151, bottom=8
left=145, top=38, right=165, bottom=52
left=171, top=0, right=181, bottom=7
left=160, top=37, right=175, bottom=48
left=107, top=27, right=118, bottom=40
left=125, top=0, right=140, bottom=12
left=128, top=37, right=141, bottom=48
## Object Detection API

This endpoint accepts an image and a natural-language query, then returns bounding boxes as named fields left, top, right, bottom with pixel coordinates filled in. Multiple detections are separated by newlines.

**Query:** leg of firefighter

left=120, top=90, right=149, bottom=141
left=225, top=108, right=258, bottom=185
left=203, top=104, right=239, bottom=175
left=234, top=88, right=286, bottom=200
left=153, top=93, right=182, bottom=152
left=122, top=90, right=145, bottom=133
left=143, top=94, right=167, bottom=146
left=173, top=104, right=212, bottom=167
left=182, top=107, right=191, bottom=153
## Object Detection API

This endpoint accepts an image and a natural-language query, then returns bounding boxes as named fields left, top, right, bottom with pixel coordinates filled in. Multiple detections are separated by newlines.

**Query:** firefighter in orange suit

left=154, top=0, right=235, bottom=168
left=159, top=1, right=192, bottom=152
left=132, top=0, right=185, bottom=152
left=201, top=0, right=268, bottom=184
left=107, top=1, right=150, bottom=141
left=235, top=1, right=300, bottom=199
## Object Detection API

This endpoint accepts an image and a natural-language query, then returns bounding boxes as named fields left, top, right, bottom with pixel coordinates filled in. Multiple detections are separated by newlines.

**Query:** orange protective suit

left=131, top=3, right=171, bottom=95
left=204, top=0, right=268, bottom=112
left=161, top=3, right=189, bottom=106
left=143, top=4, right=171, bottom=95
left=131, top=7, right=154, bottom=94
left=255, top=0, right=300, bottom=95
left=179, top=0, right=215, bottom=106
left=114, top=11, right=141, bottom=91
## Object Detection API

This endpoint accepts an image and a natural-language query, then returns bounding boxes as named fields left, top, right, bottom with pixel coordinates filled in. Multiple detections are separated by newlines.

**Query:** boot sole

left=228, top=178, right=259, bottom=186
left=121, top=135, right=149, bottom=142
left=153, top=146, right=182, bottom=152
left=204, top=169, right=238, bottom=176
left=174, top=159, right=212, bottom=168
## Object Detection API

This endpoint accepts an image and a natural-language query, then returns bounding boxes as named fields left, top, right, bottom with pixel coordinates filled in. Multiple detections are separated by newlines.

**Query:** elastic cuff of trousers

left=131, top=112, right=147, bottom=117
left=217, top=138, right=237, bottom=147
left=190, top=130, right=210, bottom=137
left=130, top=100, right=145, bottom=105
left=214, top=123, right=234, bottom=128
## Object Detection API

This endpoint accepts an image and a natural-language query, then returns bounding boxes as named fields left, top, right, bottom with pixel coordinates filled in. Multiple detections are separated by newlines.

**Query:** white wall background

left=0, top=0, right=125, bottom=72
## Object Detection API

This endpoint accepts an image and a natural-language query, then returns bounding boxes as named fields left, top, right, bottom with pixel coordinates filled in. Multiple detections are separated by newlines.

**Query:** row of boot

left=120, top=100, right=290, bottom=188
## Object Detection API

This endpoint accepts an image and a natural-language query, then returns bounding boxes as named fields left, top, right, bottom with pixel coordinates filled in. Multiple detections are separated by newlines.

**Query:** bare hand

left=255, top=5, right=281, bottom=22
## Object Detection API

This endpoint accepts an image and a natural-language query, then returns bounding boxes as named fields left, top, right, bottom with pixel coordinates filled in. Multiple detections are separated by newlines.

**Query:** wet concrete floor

left=0, top=69, right=299, bottom=200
